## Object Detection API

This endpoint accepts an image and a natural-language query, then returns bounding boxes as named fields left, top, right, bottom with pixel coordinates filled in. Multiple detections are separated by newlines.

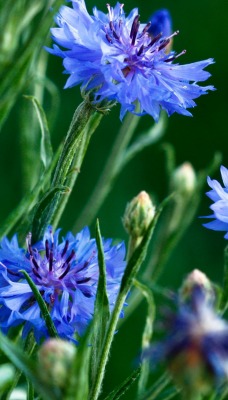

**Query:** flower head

left=149, top=285, right=228, bottom=394
left=202, top=165, right=228, bottom=238
left=0, top=226, right=126, bottom=342
left=47, top=1, right=215, bottom=121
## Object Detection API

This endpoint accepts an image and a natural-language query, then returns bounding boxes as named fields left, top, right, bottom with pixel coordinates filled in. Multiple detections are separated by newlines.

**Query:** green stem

left=52, top=110, right=103, bottom=229
left=89, top=215, right=158, bottom=400
left=73, top=111, right=140, bottom=231
left=2, top=332, right=36, bottom=400
left=52, top=99, right=94, bottom=187
left=89, top=295, right=127, bottom=400
left=31, top=99, right=103, bottom=240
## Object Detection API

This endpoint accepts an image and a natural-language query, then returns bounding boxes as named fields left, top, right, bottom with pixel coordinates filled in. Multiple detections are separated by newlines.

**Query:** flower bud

left=179, top=269, right=215, bottom=304
left=38, top=339, right=76, bottom=388
left=123, top=191, right=155, bottom=239
left=148, top=9, right=173, bottom=52
left=167, top=163, right=197, bottom=235
left=171, top=162, right=196, bottom=195
left=148, top=9, right=172, bottom=38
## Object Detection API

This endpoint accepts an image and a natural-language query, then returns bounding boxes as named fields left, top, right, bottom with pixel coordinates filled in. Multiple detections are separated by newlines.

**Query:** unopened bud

left=38, top=339, right=76, bottom=388
left=148, top=9, right=173, bottom=52
left=171, top=162, right=196, bottom=195
left=179, top=269, right=215, bottom=304
left=148, top=9, right=172, bottom=38
left=123, top=191, right=155, bottom=238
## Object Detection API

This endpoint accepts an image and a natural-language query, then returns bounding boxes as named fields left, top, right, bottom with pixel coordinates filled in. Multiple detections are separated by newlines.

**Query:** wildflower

left=202, top=165, right=228, bottom=238
left=149, top=285, right=228, bottom=395
left=47, top=1, right=215, bottom=121
left=0, top=226, right=126, bottom=342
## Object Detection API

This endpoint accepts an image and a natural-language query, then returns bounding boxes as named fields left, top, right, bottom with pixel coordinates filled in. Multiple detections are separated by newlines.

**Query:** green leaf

left=24, top=95, right=53, bottom=170
left=51, top=109, right=103, bottom=229
left=90, top=220, right=110, bottom=384
left=1, top=332, right=36, bottom=400
left=0, top=141, right=61, bottom=240
left=133, top=279, right=155, bottom=396
left=138, top=373, right=171, bottom=400
left=0, top=363, right=15, bottom=394
left=65, top=325, right=92, bottom=400
left=20, top=270, right=58, bottom=338
left=31, top=185, right=69, bottom=242
left=103, top=367, right=141, bottom=400
left=0, top=331, right=59, bottom=400
left=0, top=0, right=64, bottom=127
left=89, top=198, right=168, bottom=400
left=51, top=100, right=95, bottom=187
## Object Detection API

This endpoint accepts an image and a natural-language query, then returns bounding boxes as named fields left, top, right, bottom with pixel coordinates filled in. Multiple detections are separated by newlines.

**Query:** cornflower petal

left=203, top=166, right=228, bottom=238
left=46, top=1, right=215, bottom=121
left=0, top=226, right=126, bottom=342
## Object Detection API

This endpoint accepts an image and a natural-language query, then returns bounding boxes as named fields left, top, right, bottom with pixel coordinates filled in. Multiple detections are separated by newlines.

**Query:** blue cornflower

left=203, top=165, right=228, bottom=238
left=149, top=286, right=228, bottom=394
left=0, top=226, right=126, bottom=342
left=46, top=1, right=215, bottom=121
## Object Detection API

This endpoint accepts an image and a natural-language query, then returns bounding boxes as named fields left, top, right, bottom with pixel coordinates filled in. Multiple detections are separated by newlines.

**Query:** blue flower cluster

left=0, top=226, right=126, bottom=342
left=47, top=1, right=215, bottom=121
left=203, top=165, right=228, bottom=239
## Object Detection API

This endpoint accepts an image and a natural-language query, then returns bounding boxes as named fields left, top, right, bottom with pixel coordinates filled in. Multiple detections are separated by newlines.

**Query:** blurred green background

left=0, top=0, right=228, bottom=397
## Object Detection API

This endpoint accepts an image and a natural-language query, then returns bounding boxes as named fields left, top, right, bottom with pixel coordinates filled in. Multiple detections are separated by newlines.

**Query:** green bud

left=38, top=339, right=76, bottom=388
left=171, top=162, right=196, bottom=195
left=167, top=163, right=197, bottom=234
left=123, top=191, right=155, bottom=239
left=179, top=269, right=215, bottom=304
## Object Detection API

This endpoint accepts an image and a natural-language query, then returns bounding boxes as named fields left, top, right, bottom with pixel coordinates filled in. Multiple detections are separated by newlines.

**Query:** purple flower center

left=26, top=233, right=91, bottom=292
left=105, top=3, right=185, bottom=76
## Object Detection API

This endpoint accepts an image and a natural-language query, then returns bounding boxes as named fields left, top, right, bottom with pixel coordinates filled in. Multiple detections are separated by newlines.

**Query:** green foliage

left=0, top=0, right=63, bottom=128
left=0, top=0, right=225, bottom=399
left=20, top=270, right=59, bottom=338
left=90, top=220, right=110, bottom=385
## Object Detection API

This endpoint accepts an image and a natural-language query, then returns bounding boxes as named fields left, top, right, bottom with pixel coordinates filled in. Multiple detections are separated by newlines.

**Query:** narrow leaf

left=89, top=197, right=170, bottom=400
left=65, top=324, right=93, bottom=400
left=24, top=95, right=53, bottom=170
left=31, top=185, right=69, bottom=242
left=103, top=367, right=141, bottom=400
left=0, top=364, right=15, bottom=393
left=138, top=374, right=171, bottom=400
left=134, top=279, right=155, bottom=396
left=20, top=270, right=58, bottom=338
left=90, top=220, right=110, bottom=384
left=0, top=331, right=59, bottom=400
left=0, top=143, right=61, bottom=239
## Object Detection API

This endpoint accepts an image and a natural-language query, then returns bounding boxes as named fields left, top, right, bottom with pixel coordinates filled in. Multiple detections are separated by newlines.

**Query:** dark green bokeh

left=0, top=0, right=227, bottom=397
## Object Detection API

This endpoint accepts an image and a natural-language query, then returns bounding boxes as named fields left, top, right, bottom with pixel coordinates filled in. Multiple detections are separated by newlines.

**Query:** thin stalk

left=51, top=100, right=94, bottom=187
left=89, top=293, right=129, bottom=400
left=73, top=111, right=140, bottom=230
left=52, top=111, right=103, bottom=228
left=2, top=332, right=36, bottom=400
left=89, top=213, right=158, bottom=400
